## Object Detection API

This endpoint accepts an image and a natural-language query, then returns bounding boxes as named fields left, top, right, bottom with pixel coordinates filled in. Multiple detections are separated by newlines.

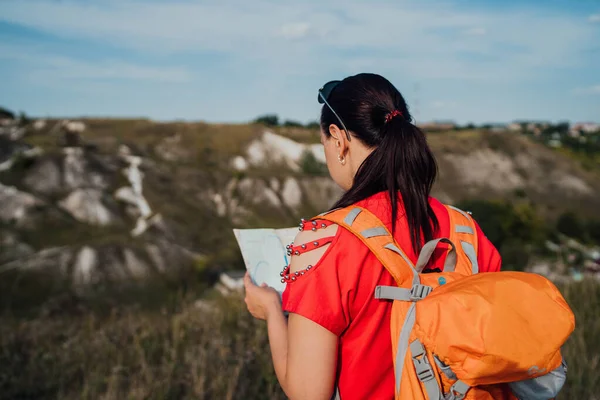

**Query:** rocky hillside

left=1, top=114, right=599, bottom=293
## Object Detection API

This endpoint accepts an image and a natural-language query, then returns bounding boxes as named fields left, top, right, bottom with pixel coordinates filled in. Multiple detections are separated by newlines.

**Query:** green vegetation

left=456, top=199, right=599, bottom=271
left=252, top=114, right=320, bottom=131
left=0, top=278, right=598, bottom=399
left=2, top=116, right=599, bottom=399
left=0, top=291, right=285, bottom=400
left=253, top=114, right=279, bottom=127
left=456, top=199, right=547, bottom=271
left=299, top=149, right=328, bottom=176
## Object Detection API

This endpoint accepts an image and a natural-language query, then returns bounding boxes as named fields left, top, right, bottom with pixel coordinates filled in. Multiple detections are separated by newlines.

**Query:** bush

left=557, top=212, right=586, bottom=241
left=253, top=115, right=279, bottom=127
left=282, top=120, right=303, bottom=128
left=299, top=150, right=328, bottom=176
left=587, top=220, right=600, bottom=245
left=455, top=199, right=547, bottom=271
left=0, top=106, right=15, bottom=120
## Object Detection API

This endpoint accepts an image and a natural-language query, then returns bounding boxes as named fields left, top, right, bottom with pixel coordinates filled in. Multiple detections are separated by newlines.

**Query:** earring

left=338, top=154, right=346, bottom=165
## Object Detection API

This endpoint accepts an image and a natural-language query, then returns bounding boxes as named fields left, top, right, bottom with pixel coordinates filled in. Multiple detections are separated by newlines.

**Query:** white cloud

left=431, top=101, right=458, bottom=109
left=463, top=27, right=487, bottom=36
left=1, top=0, right=596, bottom=81
left=278, top=23, right=311, bottom=39
left=589, top=14, right=600, bottom=22
left=1, top=0, right=598, bottom=124
left=573, top=85, right=600, bottom=95
left=0, top=43, right=190, bottom=83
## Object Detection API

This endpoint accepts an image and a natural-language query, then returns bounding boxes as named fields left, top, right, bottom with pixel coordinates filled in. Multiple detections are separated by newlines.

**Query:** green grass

left=557, top=281, right=600, bottom=398
left=0, top=293, right=285, bottom=400
left=0, top=280, right=598, bottom=399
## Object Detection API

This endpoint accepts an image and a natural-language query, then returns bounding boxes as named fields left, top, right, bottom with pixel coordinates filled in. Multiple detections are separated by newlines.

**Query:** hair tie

left=384, top=110, right=402, bottom=123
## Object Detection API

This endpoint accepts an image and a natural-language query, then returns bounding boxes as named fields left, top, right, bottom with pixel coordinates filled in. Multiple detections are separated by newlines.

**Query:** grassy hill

left=1, top=117, right=599, bottom=399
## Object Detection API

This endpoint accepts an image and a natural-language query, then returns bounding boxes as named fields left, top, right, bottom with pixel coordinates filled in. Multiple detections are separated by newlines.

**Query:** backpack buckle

left=410, top=284, right=432, bottom=301
left=415, top=362, right=435, bottom=382
left=410, top=339, right=435, bottom=382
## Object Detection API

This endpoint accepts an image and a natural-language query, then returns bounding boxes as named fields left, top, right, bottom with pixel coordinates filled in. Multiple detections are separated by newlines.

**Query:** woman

left=243, top=73, right=502, bottom=400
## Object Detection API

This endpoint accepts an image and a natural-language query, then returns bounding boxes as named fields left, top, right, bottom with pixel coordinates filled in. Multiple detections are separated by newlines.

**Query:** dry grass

left=0, top=281, right=598, bottom=400
left=0, top=294, right=285, bottom=400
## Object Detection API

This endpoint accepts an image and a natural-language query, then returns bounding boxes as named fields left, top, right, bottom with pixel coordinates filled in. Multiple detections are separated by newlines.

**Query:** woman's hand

left=243, top=272, right=281, bottom=320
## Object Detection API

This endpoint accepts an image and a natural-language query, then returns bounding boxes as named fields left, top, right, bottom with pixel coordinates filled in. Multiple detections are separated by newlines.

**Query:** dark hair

left=321, top=73, right=439, bottom=253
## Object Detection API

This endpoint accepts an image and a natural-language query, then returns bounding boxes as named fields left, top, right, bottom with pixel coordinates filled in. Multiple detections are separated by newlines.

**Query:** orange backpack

left=316, top=204, right=575, bottom=400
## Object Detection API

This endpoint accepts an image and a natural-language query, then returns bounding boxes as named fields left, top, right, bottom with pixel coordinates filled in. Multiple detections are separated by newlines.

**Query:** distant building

left=513, top=120, right=552, bottom=136
left=570, top=122, right=600, bottom=135
left=507, top=123, right=522, bottom=132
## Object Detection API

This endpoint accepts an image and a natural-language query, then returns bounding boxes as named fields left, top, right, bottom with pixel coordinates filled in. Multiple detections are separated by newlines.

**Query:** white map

left=233, top=227, right=298, bottom=296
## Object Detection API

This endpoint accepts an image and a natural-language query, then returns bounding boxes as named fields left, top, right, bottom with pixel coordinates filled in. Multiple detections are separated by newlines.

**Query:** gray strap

left=410, top=339, right=442, bottom=400
left=455, top=225, right=474, bottom=234
left=384, top=243, right=420, bottom=286
left=375, top=284, right=432, bottom=301
left=448, top=380, right=470, bottom=400
left=415, top=238, right=457, bottom=273
left=394, top=302, right=416, bottom=392
left=460, top=241, right=479, bottom=274
left=375, top=286, right=412, bottom=301
left=361, top=226, right=388, bottom=238
left=343, top=208, right=362, bottom=226
left=433, top=356, right=457, bottom=380
left=384, top=243, right=415, bottom=268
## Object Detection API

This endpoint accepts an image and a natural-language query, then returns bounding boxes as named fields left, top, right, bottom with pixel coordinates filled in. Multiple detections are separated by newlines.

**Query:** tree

left=555, top=121, right=570, bottom=135
left=0, top=106, right=15, bottom=120
left=283, top=120, right=303, bottom=128
left=253, top=114, right=279, bottom=127
left=586, top=220, right=600, bottom=245
left=556, top=211, right=585, bottom=241
left=300, top=150, right=328, bottom=176
left=455, top=199, right=548, bottom=271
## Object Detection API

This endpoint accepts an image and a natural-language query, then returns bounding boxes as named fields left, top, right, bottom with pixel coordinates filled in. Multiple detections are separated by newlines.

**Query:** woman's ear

left=329, top=124, right=349, bottom=156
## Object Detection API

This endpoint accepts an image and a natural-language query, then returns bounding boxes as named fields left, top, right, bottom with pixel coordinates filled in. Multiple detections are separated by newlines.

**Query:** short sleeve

left=474, top=219, right=502, bottom=273
left=281, top=229, right=351, bottom=336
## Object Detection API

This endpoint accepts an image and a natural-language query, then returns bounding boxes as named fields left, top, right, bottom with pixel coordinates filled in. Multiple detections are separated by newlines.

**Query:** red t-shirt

left=281, top=192, right=502, bottom=400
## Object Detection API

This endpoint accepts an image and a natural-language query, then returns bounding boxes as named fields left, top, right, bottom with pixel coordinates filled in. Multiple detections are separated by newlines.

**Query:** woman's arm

left=264, top=308, right=338, bottom=399
left=245, top=224, right=340, bottom=399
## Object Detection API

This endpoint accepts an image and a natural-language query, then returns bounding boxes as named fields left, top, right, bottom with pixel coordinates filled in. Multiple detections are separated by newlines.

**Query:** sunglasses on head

left=318, top=80, right=351, bottom=141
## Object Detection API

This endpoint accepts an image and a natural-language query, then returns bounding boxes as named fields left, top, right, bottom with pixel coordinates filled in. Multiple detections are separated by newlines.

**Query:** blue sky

left=0, top=0, right=599, bottom=125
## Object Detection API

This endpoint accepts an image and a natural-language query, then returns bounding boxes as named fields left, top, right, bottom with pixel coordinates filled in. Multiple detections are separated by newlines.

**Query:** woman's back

left=282, top=192, right=501, bottom=399
left=244, top=73, right=503, bottom=399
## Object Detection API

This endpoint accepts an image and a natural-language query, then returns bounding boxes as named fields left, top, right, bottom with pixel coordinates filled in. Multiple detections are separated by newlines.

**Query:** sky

left=0, top=0, right=599, bottom=125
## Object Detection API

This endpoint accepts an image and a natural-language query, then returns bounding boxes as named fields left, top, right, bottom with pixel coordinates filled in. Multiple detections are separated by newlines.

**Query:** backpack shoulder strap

left=314, top=206, right=417, bottom=288
left=444, top=205, right=480, bottom=274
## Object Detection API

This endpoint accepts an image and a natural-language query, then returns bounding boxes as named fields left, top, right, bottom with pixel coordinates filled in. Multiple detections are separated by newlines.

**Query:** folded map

left=233, top=227, right=298, bottom=296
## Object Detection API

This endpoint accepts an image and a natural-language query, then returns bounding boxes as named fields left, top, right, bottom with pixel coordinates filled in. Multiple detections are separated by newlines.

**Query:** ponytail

left=329, top=116, right=439, bottom=254
left=322, top=73, right=439, bottom=254
left=382, top=117, right=439, bottom=252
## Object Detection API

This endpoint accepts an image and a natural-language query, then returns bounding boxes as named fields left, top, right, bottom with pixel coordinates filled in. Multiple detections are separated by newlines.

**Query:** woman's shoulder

left=287, top=217, right=366, bottom=276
